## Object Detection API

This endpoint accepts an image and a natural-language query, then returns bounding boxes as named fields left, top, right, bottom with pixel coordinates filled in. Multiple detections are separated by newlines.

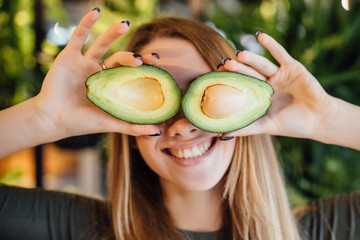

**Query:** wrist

left=313, top=95, right=340, bottom=142
left=31, top=95, right=65, bottom=142
left=313, top=96, right=360, bottom=150
left=0, top=97, right=63, bottom=158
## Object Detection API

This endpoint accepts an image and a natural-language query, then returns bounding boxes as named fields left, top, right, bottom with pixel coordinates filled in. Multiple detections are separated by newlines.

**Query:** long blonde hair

left=108, top=17, right=301, bottom=240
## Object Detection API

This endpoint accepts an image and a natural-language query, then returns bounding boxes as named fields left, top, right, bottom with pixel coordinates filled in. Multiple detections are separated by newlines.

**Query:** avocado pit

left=201, top=84, right=247, bottom=118
left=116, top=77, right=165, bottom=111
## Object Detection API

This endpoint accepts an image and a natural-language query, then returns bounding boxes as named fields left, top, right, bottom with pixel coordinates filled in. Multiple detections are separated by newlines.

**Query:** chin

left=165, top=171, right=226, bottom=193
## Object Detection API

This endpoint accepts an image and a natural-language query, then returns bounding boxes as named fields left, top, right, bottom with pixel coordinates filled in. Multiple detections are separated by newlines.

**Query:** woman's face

left=136, top=37, right=236, bottom=192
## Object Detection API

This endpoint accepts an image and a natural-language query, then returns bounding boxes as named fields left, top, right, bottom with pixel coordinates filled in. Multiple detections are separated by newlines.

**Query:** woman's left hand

left=219, top=33, right=335, bottom=140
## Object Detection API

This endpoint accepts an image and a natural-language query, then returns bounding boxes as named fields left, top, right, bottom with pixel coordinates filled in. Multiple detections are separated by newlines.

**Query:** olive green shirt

left=181, top=229, right=224, bottom=240
left=0, top=185, right=224, bottom=240
left=1, top=185, right=360, bottom=239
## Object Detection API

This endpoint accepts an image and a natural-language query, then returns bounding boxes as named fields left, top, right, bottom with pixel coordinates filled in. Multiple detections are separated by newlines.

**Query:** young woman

left=0, top=7, right=359, bottom=240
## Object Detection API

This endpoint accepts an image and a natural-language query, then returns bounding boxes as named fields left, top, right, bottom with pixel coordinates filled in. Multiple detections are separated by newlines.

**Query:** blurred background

left=0, top=0, right=359, bottom=205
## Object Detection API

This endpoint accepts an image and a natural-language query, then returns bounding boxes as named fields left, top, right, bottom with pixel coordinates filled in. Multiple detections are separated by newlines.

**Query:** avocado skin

left=85, top=65, right=182, bottom=125
left=182, top=71, right=274, bottom=133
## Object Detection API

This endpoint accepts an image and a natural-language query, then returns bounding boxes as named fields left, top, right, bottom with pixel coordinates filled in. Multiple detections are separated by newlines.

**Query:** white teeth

left=191, top=147, right=202, bottom=157
left=178, top=151, right=184, bottom=158
left=184, top=149, right=192, bottom=158
left=168, top=140, right=213, bottom=159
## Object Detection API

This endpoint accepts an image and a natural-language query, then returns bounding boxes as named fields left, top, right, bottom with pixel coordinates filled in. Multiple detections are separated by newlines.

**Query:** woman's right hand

left=34, top=9, right=161, bottom=139
left=0, top=8, right=161, bottom=158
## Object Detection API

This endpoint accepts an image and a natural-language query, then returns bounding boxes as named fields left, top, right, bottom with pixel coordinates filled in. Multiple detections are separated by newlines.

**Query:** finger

left=221, top=58, right=267, bottom=80
left=235, top=50, right=278, bottom=77
left=217, top=63, right=225, bottom=71
left=85, top=20, right=130, bottom=61
left=66, top=8, right=100, bottom=51
left=100, top=117, right=161, bottom=136
left=221, top=117, right=273, bottom=137
left=257, top=32, right=294, bottom=65
left=221, top=121, right=261, bottom=138
left=102, top=52, right=143, bottom=68
left=143, top=53, right=160, bottom=65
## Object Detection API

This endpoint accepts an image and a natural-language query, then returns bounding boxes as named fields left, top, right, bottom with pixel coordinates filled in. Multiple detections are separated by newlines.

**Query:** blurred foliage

left=1, top=0, right=360, bottom=206
left=0, top=169, right=23, bottom=185
left=0, top=0, right=37, bottom=109
left=0, top=0, right=67, bottom=109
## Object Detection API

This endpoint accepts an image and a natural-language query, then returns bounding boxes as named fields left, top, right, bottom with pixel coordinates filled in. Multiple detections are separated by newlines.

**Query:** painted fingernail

left=217, top=63, right=223, bottom=69
left=93, top=7, right=101, bottom=12
left=222, top=57, right=231, bottom=65
left=149, top=130, right=162, bottom=137
left=151, top=52, right=160, bottom=59
left=256, top=31, right=262, bottom=38
left=219, top=136, right=234, bottom=141
left=133, top=53, right=143, bottom=62
left=235, top=50, right=242, bottom=57
left=121, top=20, right=131, bottom=27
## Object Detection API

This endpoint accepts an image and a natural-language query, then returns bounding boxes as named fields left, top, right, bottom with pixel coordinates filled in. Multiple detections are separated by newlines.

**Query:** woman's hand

left=35, top=9, right=161, bottom=139
left=220, top=33, right=360, bottom=150
left=0, top=9, right=161, bottom=158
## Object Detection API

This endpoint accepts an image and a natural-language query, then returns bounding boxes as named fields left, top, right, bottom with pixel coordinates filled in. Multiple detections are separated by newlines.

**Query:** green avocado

left=85, top=65, right=182, bottom=124
left=182, top=71, right=273, bottom=133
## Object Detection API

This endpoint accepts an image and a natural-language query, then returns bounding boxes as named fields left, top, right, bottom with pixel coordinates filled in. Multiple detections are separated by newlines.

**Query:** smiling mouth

left=165, top=138, right=216, bottom=159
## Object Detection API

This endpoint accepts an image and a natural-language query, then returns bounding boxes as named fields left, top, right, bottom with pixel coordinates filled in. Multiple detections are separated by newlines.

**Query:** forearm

left=315, top=96, right=360, bottom=150
left=0, top=97, right=60, bottom=158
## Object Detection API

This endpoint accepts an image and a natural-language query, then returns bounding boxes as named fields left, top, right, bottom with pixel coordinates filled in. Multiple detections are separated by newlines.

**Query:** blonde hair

left=107, top=17, right=301, bottom=240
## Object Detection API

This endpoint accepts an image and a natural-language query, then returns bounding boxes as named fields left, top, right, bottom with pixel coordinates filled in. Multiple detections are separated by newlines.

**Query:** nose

left=164, top=110, right=200, bottom=138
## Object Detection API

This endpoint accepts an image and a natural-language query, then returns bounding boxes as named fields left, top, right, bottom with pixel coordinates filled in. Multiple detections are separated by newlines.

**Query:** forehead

left=138, top=37, right=212, bottom=93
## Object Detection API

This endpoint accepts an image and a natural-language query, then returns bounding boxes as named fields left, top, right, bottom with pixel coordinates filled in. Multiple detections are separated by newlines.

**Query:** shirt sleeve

left=0, top=184, right=112, bottom=240
left=296, top=191, right=360, bottom=240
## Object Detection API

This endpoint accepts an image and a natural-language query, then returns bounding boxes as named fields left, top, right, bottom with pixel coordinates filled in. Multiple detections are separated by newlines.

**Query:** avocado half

left=86, top=65, right=182, bottom=124
left=182, top=71, right=274, bottom=133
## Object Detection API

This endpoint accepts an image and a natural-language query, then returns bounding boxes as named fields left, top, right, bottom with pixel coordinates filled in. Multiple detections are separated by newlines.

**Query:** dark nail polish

left=133, top=53, right=143, bottom=62
left=93, top=7, right=100, bottom=12
left=216, top=63, right=223, bottom=69
left=149, top=130, right=162, bottom=137
left=151, top=53, right=160, bottom=59
left=256, top=31, right=261, bottom=38
left=235, top=50, right=242, bottom=57
left=121, top=20, right=131, bottom=27
left=219, top=136, right=234, bottom=141
left=222, top=57, right=231, bottom=65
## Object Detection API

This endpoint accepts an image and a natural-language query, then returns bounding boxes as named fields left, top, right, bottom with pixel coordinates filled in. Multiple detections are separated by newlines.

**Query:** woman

left=106, top=18, right=300, bottom=239
left=0, top=7, right=359, bottom=240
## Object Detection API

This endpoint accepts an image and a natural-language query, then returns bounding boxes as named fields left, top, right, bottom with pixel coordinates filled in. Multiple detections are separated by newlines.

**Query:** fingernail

left=121, top=20, right=131, bottom=27
left=133, top=53, right=143, bottom=62
left=222, top=57, right=231, bottom=65
left=149, top=130, right=162, bottom=137
left=235, top=50, right=242, bottom=57
left=216, top=63, right=223, bottom=69
left=93, top=7, right=101, bottom=12
left=219, top=136, right=234, bottom=141
left=256, top=31, right=262, bottom=38
left=151, top=52, right=160, bottom=59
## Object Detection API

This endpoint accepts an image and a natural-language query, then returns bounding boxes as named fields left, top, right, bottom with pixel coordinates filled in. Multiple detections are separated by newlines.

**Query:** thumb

left=222, top=119, right=268, bottom=138
left=98, top=116, right=161, bottom=136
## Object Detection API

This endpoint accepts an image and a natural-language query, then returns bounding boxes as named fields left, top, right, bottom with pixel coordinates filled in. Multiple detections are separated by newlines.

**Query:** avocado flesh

left=182, top=71, right=273, bottom=133
left=201, top=84, right=247, bottom=119
left=86, top=65, right=181, bottom=124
